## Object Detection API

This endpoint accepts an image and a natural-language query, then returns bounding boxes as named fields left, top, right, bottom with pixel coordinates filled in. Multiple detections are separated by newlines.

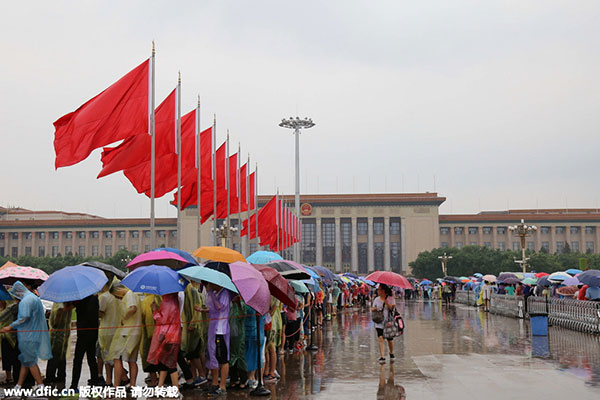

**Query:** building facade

left=439, top=209, right=600, bottom=254
left=4, top=198, right=600, bottom=275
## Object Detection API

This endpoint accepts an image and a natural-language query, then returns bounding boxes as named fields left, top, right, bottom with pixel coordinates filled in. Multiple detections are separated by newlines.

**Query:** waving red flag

left=249, top=171, right=256, bottom=210
left=240, top=163, right=248, bottom=212
left=215, top=143, right=227, bottom=218
left=229, top=154, right=239, bottom=214
left=54, top=59, right=149, bottom=168
left=98, top=89, right=176, bottom=178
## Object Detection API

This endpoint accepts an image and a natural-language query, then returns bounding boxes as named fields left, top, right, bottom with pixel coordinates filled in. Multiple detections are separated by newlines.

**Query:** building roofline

left=258, top=193, right=446, bottom=206
left=0, top=218, right=176, bottom=229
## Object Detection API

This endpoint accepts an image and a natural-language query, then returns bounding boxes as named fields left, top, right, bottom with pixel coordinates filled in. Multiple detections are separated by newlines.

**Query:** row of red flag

left=53, top=56, right=300, bottom=250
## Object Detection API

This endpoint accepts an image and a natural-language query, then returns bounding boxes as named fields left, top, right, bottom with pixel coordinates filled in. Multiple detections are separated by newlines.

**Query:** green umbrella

left=178, top=266, right=238, bottom=293
left=522, top=277, right=538, bottom=285
left=290, top=280, right=309, bottom=293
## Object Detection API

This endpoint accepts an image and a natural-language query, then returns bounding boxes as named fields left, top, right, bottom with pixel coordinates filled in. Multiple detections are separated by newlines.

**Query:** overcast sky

left=2, top=1, right=600, bottom=218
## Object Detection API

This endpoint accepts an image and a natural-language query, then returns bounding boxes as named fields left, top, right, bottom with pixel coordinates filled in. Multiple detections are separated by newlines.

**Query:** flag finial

left=152, top=41, right=155, bottom=55
left=197, top=95, right=200, bottom=106
left=178, top=71, right=181, bottom=83
left=214, top=113, right=216, bottom=124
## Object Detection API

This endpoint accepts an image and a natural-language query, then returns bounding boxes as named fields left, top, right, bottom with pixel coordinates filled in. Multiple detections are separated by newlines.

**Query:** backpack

left=383, top=307, right=404, bottom=340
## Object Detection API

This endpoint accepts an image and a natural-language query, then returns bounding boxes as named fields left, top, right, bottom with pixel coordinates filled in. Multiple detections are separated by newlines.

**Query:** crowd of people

left=0, top=274, right=375, bottom=398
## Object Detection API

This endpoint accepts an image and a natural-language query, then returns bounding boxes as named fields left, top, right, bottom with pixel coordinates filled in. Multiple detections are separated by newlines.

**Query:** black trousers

left=46, top=357, right=67, bottom=381
left=1, top=339, right=20, bottom=382
left=71, top=332, right=98, bottom=389
left=177, top=351, right=193, bottom=381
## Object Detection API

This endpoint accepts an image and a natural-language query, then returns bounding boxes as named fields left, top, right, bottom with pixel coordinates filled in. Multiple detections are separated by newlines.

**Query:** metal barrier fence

left=454, top=290, right=600, bottom=334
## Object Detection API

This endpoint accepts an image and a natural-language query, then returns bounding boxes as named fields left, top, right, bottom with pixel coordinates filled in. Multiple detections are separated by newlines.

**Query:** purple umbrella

left=126, top=250, right=189, bottom=271
left=561, top=276, right=581, bottom=287
left=229, top=261, right=270, bottom=315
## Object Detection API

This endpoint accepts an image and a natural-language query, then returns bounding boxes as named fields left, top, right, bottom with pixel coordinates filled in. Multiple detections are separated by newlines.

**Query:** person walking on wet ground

left=482, top=281, right=493, bottom=312
left=371, top=284, right=395, bottom=363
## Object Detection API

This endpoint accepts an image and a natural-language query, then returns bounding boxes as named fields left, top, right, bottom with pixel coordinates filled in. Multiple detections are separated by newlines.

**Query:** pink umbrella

left=229, top=261, right=271, bottom=316
left=126, top=250, right=190, bottom=270
left=365, top=270, right=412, bottom=289
left=0, top=266, right=49, bottom=286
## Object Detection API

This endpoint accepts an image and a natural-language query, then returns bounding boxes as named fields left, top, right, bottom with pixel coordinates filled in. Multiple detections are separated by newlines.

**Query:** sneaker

left=389, top=354, right=395, bottom=359
left=378, top=357, right=386, bottom=363
left=273, top=370, right=280, bottom=379
left=248, top=380, right=258, bottom=390
left=179, top=382, right=195, bottom=391
left=207, top=387, right=226, bottom=397
left=193, top=376, right=208, bottom=387
left=263, top=375, right=277, bottom=384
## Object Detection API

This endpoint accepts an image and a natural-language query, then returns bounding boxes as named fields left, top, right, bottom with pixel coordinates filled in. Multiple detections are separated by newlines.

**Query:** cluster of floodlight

left=508, top=219, right=538, bottom=235
left=279, top=117, right=315, bottom=130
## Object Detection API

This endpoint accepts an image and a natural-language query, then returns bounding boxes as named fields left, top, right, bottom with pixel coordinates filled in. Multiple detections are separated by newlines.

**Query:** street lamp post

left=212, top=220, right=238, bottom=248
left=438, top=252, right=452, bottom=276
left=508, top=219, right=538, bottom=273
left=279, top=116, right=315, bottom=262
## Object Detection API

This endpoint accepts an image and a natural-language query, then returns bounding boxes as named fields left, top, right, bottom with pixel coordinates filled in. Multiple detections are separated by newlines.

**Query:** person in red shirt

left=577, top=285, right=589, bottom=300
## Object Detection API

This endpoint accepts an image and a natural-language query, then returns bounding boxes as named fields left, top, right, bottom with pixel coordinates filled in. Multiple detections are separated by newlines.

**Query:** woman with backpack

left=371, top=284, right=395, bottom=363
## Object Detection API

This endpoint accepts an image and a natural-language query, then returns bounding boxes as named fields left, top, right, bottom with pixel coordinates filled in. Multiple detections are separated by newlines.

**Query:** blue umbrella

left=420, top=280, right=433, bottom=286
left=152, top=247, right=197, bottom=266
left=304, top=267, right=321, bottom=282
left=246, top=251, right=283, bottom=264
left=0, top=285, right=12, bottom=301
left=122, top=265, right=187, bottom=295
left=178, top=266, right=239, bottom=293
left=537, top=275, right=551, bottom=287
left=577, top=270, right=600, bottom=287
left=343, top=272, right=359, bottom=279
left=566, top=268, right=582, bottom=276
left=309, top=266, right=338, bottom=284
left=358, top=277, right=376, bottom=287
left=473, top=273, right=483, bottom=278
left=302, top=277, right=321, bottom=292
left=38, top=265, right=108, bottom=303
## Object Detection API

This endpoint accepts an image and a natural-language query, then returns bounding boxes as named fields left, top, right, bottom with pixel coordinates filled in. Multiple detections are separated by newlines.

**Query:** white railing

left=454, top=290, right=600, bottom=334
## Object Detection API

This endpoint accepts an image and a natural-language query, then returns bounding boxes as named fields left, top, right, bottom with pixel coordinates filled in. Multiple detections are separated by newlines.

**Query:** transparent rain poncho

left=9, top=281, right=52, bottom=366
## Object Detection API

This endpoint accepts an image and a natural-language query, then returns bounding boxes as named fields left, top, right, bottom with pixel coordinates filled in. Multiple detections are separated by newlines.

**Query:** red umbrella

left=534, top=272, right=550, bottom=278
left=252, top=264, right=297, bottom=311
left=365, top=271, right=412, bottom=289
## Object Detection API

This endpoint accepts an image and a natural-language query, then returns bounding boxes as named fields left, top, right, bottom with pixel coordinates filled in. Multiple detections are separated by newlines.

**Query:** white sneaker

left=273, top=370, right=280, bottom=379
left=248, top=379, right=258, bottom=389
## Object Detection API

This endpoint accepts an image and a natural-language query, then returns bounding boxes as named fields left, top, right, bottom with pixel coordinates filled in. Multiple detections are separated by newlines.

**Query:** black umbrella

left=267, top=261, right=311, bottom=280
left=204, top=261, right=231, bottom=278
left=81, top=261, right=126, bottom=279
left=443, top=276, right=460, bottom=283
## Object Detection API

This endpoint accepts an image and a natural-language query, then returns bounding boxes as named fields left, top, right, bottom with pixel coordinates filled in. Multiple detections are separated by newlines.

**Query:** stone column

left=449, top=226, right=454, bottom=246
left=17, top=232, right=22, bottom=257
left=595, top=227, right=600, bottom=254
left=384, top=217, right=391, bottom=271
left=316, top=217, right=323, bottom=266
left=580, top=228, right=585, bottom=253
left=32, top=231, right=37, bottom=257
left=367, top=216, right=374, bottom=272
left=565, top=227, right=571, bottom=250
left=335, top=217, right=342, bottom=273
left=85, top=232, right=90, bottom=257
left=550, top=226, right=556, bottom=253
left=351, top=217, right=358, bottom=272
left=44, top=232, right=49, bottom=256
left=112, top=230, right=117, bottom=254
left=492, top=227, right=497, bottom=249
left=71, top=232, right=75, bottom=255
left=58, top=233, right=63, bottom=256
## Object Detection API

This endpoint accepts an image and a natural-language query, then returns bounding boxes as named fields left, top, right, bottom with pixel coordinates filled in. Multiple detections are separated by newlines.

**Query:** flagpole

left=226, top=130, right=230, bottom=248
left=150, top=42, right=156, bottom=249
left=176, top=72, right=182, bottom=249
left=237, top=143, right=242, bottom=256
left=212, top=114, right=217, bottom=246
left=196, top=95, right=201, bottom=248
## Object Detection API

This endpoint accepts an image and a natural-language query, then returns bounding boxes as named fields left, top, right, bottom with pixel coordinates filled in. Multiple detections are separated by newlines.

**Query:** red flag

left=98, top=89, right=176, bottom=178
left=120, top=108, right=191, bottom=198
left=240, top=164, right=248, bottom=212
left=249, top=172, right=256, bottom=210
left=228, top=154, right=239, bottom=214
left=215, top=143, right=227, bottom=218
left=54, top=59, right=149, bottom=168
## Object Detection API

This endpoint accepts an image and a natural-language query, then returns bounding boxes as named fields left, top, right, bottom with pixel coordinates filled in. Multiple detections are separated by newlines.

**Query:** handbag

left=371, top=309, right=384, bottom=324
left=383, top=307, right=404, bottom=340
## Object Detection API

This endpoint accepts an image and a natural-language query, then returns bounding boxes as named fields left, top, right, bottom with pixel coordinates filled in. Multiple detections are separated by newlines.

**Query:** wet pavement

left=4, top=300, right=600, bottom=399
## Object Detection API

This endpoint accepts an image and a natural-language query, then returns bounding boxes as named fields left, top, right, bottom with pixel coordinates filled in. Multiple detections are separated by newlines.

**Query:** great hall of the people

left=2, top=193, right=600, bottom=275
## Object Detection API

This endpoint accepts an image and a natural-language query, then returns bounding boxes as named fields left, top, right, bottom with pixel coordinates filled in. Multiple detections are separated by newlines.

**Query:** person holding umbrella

left=0, top=281, right=51, bottom=391
left=68, top=294, right=100, bottom=391
left=45, top=302, right=72, bottom=385
left=147, top=292, right=182, bottom=389
left=108, top=284, right=142, bottom=388
left=98, top=279, right=121, bottom=386
left=205, top=282, right=233, bottom=397
left=371, top=284, right=395, bottom=362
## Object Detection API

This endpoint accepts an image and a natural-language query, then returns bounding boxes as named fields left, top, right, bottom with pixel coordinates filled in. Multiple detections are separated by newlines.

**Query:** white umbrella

left=548, top=271, right=571, bottom=283
left=482, top=274, right=497, bottom=283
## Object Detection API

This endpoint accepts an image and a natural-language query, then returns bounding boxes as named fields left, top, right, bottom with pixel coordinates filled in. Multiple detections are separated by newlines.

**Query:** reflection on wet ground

left=9, top=300, right=600, bottom=399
